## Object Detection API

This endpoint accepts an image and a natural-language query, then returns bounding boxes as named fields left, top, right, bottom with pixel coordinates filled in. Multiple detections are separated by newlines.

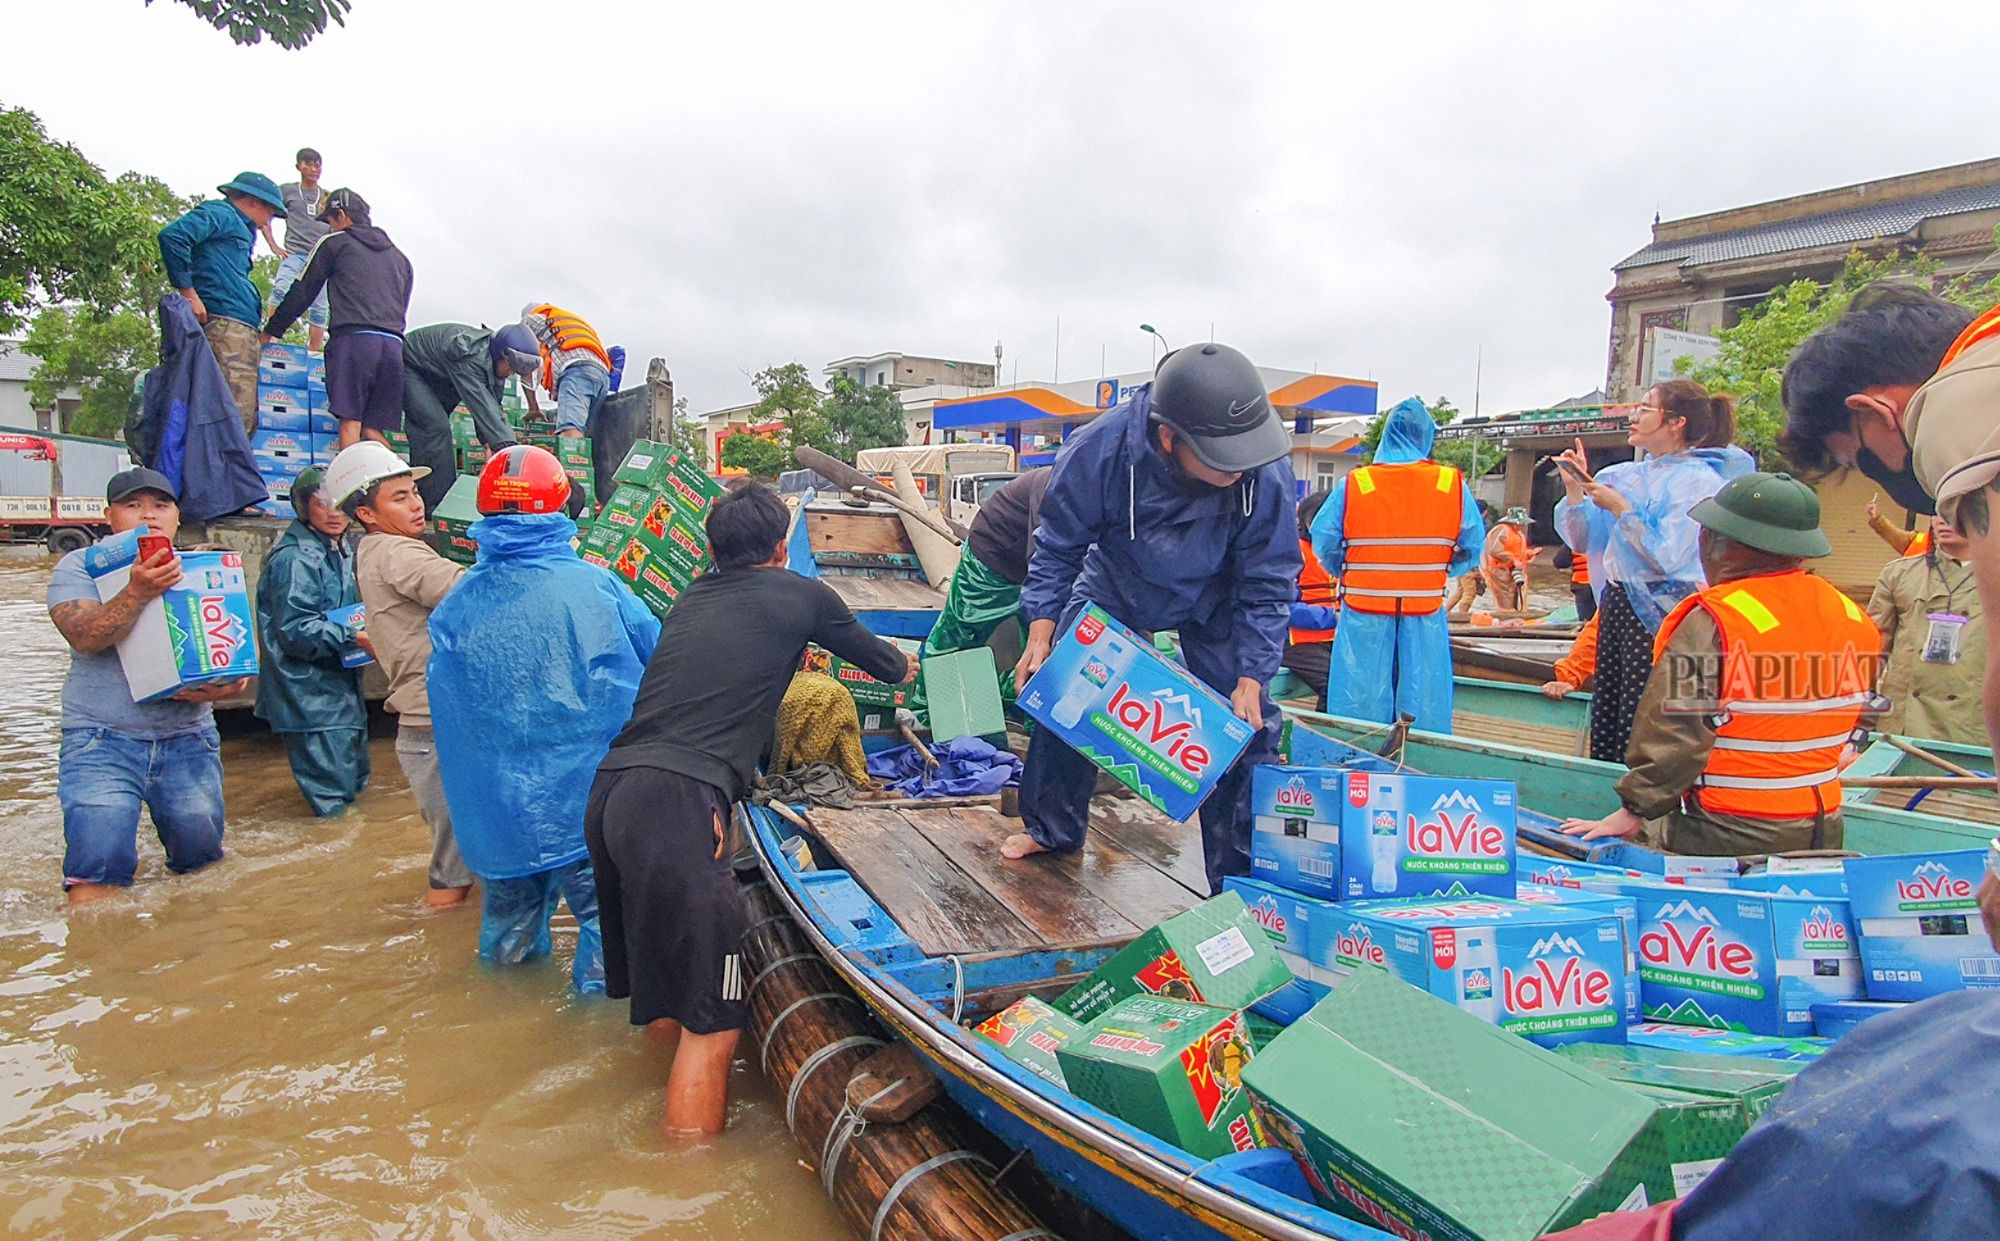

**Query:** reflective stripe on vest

left=1292, top=537, right=1337, bottom=644
left=527, top=304, right=612, bottom=392
left=1652, top=570, right=1880, bottom=821
left=1904, top=529, right=1932, bottom=558
left=1338, top=463, right=1463, bottom=615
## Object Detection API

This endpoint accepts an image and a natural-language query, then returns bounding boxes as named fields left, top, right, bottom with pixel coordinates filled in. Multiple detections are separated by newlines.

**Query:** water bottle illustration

left=1369, top=808, right=1401, bottom=894
left=1051, top=629, right=1137, bottom=728
left=1457, top=928, right=1502, bottom=1024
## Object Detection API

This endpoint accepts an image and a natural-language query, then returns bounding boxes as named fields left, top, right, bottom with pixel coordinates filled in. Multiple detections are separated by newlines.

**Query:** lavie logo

left=1798, top=906, right=1850, bottom=946
left=1336, top=924, right=1385, bottom=967
left=1641, top=903, right=1755, bottom=978
left=1275, top=775, right=1315, bottom=812
left=1408, top=811, right=1506, bottom=858
left=199, top=597, right=245, bottom=669
left=1897, top=862, right=1973, bottom=905
left=1505, top=934, right=1614, bottom=1012
left=1247, top=896, right=1288, bottom=939
left=1105, top=683, right=1212, bottom=776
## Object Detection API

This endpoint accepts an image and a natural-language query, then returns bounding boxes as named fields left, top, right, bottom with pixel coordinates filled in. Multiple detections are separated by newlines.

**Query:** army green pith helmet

left=1689, top=471, right=1832, bottom=558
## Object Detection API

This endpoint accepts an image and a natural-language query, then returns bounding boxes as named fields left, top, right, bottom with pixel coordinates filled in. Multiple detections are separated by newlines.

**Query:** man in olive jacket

left=400, top=322, right=541, bottom=510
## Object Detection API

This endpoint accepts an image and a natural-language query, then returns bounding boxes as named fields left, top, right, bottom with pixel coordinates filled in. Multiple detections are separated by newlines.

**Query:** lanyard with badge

left=1921, top=556, right=1974, bottom=665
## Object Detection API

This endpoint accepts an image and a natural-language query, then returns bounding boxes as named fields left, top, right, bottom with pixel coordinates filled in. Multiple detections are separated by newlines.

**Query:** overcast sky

left=10, top=2, right=1999, bottom=418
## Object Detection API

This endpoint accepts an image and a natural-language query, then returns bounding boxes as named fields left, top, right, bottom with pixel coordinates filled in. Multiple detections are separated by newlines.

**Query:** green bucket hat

left=1497, top=506, right=1530, bottom=527
left=1689, top=471, right=1832, bottom=558
left=217, top=171, right=287, bottom=217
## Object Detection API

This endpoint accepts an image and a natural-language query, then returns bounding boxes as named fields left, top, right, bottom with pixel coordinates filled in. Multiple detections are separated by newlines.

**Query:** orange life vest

left=1940, top=304, right=2000, bottom=371
left=1571, top=550, right=1591, bottom=585
left=1652, top=570, right=1879, bottom=821
left=1903, top=528, right=1932, bottom=558
left=1292, top=537, right=1337, bottom=644
left=1338, top=462, right=1465, bottom=615
left=525, top=304, right=612, bottom=395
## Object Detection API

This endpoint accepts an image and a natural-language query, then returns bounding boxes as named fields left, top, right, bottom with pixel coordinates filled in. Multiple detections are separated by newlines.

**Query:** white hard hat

left=324, top=441, right=429, bottom=510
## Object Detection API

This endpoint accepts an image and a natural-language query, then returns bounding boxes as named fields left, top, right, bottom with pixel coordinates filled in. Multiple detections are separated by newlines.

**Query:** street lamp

left=1140, top=323, right=1169, bottom=366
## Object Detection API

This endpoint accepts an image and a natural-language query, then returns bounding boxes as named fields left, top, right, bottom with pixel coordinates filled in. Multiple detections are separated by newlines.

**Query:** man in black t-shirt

left=586, top=482, right=913, bottom=1140
left=910, top=466, right=1050, bottom=722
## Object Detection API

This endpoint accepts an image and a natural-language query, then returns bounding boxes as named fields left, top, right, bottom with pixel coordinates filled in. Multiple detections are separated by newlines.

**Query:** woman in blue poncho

left=1555, top=380, right=1753, bottom=763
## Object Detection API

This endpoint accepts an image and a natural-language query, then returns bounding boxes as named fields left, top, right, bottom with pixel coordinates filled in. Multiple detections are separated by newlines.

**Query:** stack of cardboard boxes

left=251, top=344, right=332, bottom=516
left=576, top=441, right=724, bottom=617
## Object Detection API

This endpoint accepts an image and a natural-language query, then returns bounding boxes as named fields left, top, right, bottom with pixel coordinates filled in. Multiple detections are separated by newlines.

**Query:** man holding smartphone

left=45, top=469, right=245, bottom=905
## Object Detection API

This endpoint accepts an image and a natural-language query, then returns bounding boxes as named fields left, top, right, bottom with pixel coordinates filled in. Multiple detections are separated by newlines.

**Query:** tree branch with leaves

left=149, top=0, right=350, bottom=49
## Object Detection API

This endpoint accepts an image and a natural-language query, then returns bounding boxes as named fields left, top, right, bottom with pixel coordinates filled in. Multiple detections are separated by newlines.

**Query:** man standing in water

left=587, top=482, right=912, bottom=1137
left=47, top=469, right=245, bottom=905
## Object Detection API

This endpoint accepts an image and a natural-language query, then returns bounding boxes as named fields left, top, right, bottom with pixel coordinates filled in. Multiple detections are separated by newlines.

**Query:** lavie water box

left=1632, top=886, right=1861, bottom=1036
left=1325, top=897, right=1627, bottom=1046
left=1515, top=886, right=1641, bottom=1025
left=83, top=529, right=258, bottom=701
left=1337, top=771, right=1518, bottom=901
left=1843, top=851, right=2000, bottom=1001
left=324, top=602, right=371, bottom=668
left=1250, top=765, right=1343, bottom=897
left=1018, top=603, right=1253, bottom=821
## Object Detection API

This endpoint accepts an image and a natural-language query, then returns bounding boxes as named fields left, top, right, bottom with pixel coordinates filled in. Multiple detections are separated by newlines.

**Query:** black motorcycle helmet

left=1147, top=342, right=1288, bottom=473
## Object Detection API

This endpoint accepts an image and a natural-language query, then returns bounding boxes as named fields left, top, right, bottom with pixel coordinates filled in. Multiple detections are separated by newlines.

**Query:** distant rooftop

left=0, top=340, right=39, bottom=384
left=1615, top=157, right=2000, bottom=272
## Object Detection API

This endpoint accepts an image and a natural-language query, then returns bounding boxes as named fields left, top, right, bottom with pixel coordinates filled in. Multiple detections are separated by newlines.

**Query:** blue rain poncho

left=427, top=513, right=660, bottom=880
left=1309, top=398, right=1484, bottom=731
left=1555, top=445, right=1753, bottom=632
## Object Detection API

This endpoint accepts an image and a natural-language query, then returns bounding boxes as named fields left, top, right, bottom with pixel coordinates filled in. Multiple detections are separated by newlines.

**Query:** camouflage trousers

left=205, top=316, right=261, bottom=434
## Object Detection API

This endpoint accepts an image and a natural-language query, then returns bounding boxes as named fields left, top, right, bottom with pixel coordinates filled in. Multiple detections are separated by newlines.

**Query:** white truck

left=852, top=444, right=1017, bottom=527
left=0, top=429, right=129, bottom=554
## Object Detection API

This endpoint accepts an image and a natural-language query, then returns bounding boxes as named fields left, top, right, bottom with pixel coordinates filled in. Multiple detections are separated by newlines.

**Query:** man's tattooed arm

left=49, top=591, right=150, bottom=656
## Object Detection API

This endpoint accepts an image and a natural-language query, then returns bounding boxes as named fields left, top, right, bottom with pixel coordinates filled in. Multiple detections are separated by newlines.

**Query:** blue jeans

left=553, top=364, right=610, bottom=434
left=270, top=252, right=329, bottom=328
left=479, top=859, right=606, bottom=995
left=58, top=726, right=226, bottom=888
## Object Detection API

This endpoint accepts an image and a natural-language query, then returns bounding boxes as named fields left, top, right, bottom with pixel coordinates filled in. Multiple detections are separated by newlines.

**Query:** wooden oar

left=1884, top=735, right=1986, bottom=781
left=794, top=446, right=967, bottom=542
left=1843, top=774, right=1995, bottom=791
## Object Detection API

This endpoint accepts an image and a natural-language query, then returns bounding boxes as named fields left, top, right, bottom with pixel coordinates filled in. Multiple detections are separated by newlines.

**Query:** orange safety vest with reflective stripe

left=1292, top=537, right=1338, bottom=644
left=1903, top=528, right=1932, bottom=558
left=1338, top=461, right=1464, bottom=615
left=1940, top=304, right=2000, bottom=371
left=524, top=304, right=612, bottom=395
left=1653, top=570, right=1879, bottom=820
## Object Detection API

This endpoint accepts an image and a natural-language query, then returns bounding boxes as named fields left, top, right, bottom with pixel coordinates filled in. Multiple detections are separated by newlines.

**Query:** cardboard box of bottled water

left=1336, top=771, right=1517, bottom=901
left=1625, top=1022, right=1829, bottom=1062
left=1632, top=886, right=1862, bottom=1036
left=1517, top=853, right=1649, bottom=891
left=323, top=601, right=371, bottom=668
left=1324, top=896, right=1627, bottom=1046
left=1514, top=885, right=1641, bottom=1025
left=1842, top=851, right=2000, bottom=1001
left=1249, top=765, right=1344, bottom=898
left=83, top=529, right=258, bottom=702
left=1018, top=602, right=1254, bottom=822
left=1222, top=875, right=1339, bottom=1016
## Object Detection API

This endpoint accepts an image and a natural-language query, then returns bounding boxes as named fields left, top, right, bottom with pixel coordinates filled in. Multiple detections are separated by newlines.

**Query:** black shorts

left=584, top=765, right=748, bottom=1034
left=325, top=331, right=406, bottom=432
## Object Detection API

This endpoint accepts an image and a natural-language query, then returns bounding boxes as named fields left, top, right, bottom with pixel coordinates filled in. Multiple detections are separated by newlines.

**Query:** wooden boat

left=785, top=489, right=943, bottom=640
left=1449, top=634, right=1567, bottom=685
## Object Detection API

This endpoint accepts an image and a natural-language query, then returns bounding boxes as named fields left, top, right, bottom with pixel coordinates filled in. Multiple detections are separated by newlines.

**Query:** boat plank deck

left=806, top=799, right=1206, bottom=960
left=820, top=574, right=944, bottom=611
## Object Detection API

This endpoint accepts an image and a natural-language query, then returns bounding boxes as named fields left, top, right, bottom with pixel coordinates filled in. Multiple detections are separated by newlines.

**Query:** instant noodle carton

left=612, top=440, right=724, bottom=520
left=1055, top=996, right=1260, bottom=1160
left=429, top=476, right=482, bottom=565
left=1244, top=970, right=1671, bottom=1241
left=1249, top=765, right=1343, bottom=898
left=1055, top=892, right=1293, bottom=1024
left=800, top=639, right=919, bottom=729
left=1625, top=1022, right=1829, bottom=1062
left=1325, top=896, right=1627, bottom=1046
left=1336, top=771, right=1518, bottom=901
left=974, top=997, right=1085, bottom=1089
left=1842, top=851, right=2000, bottom=1001
left=1631, top=886, right=1862, bottom=1035
left=1018, top=603, right=1255, bottom=821
left=83, top=529, right=258, bottom=701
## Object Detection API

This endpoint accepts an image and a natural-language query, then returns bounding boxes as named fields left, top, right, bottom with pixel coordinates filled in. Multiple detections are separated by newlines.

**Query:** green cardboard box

left=429, top=475, right=483, bottom=565
left=1244, top=970, right=1675, bottom=1241
left=974, top=997, right=1085, bottom=1089
left=802, top=641, right=915, bottom=713
left=1055, top=996, right=1261, bottom=1160
left=449, top=411, right=478, bottom=447
left=603, top=534, right=692, bottom=618
left=1055, top=892, right=1294, bottom=1024
left=612, top=440, right=723, bottom=520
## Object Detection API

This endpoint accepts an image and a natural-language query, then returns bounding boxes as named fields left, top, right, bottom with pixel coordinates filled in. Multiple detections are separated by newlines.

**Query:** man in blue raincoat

left=255, top=468, right=369, bottom=815
left=1004, top=343, right=1301, bottom=893
left=427, top=446, right=659, bottom=994
left=1309, top=397, right=1484, bottom=732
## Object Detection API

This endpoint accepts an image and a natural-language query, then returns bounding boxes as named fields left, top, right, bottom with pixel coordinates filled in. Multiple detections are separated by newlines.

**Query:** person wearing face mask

left=1560, top=472, right=1879, bottom=857
left=1866, top=517, right=1986, bottom=747
left=1554, top=380, right=1753, bottom=764
left=1309, top=397, right=1484, bottom=731
left=1004, top=343, right=1301, bottom=894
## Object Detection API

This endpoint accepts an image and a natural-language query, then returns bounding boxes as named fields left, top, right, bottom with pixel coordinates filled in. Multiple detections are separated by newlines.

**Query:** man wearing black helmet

left=1005, top=343, right=1301, bottom=893
left=398, top=322, right=543, bottom=511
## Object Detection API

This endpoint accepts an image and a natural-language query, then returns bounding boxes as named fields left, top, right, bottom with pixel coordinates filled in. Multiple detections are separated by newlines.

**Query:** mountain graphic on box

left=1655, top=899, right=1722, bottom=925
left=1646, top=996, right=1750, bottom=1033
left=1076, top=745, right=1169, bottom=816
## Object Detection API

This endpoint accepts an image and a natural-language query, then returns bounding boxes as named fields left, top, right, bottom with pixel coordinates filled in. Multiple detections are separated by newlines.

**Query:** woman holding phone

left=1555, top=380, right=1752, bottom=763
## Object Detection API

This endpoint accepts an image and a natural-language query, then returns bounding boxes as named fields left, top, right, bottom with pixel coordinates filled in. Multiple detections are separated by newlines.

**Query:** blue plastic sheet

left=866, top=736, right=1022, bottom=798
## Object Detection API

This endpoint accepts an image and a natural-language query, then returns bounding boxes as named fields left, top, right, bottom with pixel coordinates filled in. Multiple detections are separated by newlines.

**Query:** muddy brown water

left=0, top=555, right=844, bottom=1237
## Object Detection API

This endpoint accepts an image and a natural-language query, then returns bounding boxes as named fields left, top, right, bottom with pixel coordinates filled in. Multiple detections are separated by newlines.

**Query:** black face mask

left=1857, top=447, right=1937, bottom=516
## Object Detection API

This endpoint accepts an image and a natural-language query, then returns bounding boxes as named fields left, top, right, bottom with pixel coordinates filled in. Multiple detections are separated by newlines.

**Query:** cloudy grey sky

left=10, top=2, right=1999, bottom=417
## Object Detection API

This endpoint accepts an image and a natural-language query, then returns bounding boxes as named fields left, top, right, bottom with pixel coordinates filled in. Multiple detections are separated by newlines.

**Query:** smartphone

left=137, top=532, right=172, bottom=563
left=1557, top=458, right=1592, bottom=483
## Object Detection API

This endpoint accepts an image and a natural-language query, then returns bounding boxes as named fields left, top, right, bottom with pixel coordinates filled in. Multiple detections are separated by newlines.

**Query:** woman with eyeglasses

left=1554, top=380, right=1754, bottom=763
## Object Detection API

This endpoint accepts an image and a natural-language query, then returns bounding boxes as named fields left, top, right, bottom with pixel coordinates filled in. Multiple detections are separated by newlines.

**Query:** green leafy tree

left=809, top=376, right=907, bottom=463
left=669, top=395, right=707, bottom=470
left=1683, top=244, right=2000, bottom=468
left=150, top=0, right=350, bottom=49
left=1360, top=395, right=1459, bottom=461
left=719, top=430, right=788, bottom=478
left=0, top=107, right=144, bottom=333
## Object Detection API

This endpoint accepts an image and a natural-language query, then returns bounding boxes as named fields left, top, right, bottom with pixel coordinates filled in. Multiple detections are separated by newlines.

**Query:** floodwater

left=0, top=555, right=844, bottom=1238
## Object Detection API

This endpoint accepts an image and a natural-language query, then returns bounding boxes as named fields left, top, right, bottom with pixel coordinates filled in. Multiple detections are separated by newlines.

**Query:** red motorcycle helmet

left=476, top=444, right=572, bottom=515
